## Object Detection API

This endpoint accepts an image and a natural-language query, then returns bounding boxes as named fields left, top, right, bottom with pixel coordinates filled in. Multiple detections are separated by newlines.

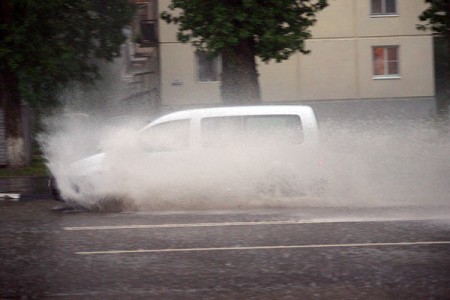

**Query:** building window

left=371, top=0, right=397, bottom=15
left=196, top=52, right=221, bottom=82
left=373, top=46, right=399, bottom=77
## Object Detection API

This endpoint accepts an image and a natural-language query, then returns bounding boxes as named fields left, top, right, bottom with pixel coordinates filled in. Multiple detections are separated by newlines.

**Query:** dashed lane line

left=75, top=241, right=450, bottom=255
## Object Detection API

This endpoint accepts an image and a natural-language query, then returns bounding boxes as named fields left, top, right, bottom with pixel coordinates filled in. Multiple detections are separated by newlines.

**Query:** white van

left=54, top=105, right=326, bottom=208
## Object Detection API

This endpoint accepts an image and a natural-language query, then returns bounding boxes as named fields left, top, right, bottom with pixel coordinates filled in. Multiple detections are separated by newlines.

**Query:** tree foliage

left=0, top=0, right=135, bottom=108
left=0, top=0, right=134, bottom=167
left=161, top=0, right=328, bottom=63
left=161, top=0, right=328, bottom=104
left=417, top=0, right=450, bottom=125
left=417, top=0, right=449, bottom=34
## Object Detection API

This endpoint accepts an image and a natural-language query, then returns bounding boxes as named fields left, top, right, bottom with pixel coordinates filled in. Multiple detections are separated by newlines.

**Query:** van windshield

left=201, top=115, right=303, bottom=148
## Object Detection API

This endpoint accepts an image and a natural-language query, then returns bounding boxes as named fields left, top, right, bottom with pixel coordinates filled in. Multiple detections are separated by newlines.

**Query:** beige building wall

left=157, top=0, right=435, bottom=106
left=260, top=39, right=359, bottom=102
left=158, top=0, right=178, bottom=43
left=355, top=0, right=430, bottom=37
left=311, top=0, right=355, bottom=38
left=159, top=43, right=222, bottom=105
left=158, top=0, right=223, bottom=105
left=357, top=35, right=434, bottom=99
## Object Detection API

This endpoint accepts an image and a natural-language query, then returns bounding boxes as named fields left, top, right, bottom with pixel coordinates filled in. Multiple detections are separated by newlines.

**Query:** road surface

left=1, top=198, right=450, bottom=299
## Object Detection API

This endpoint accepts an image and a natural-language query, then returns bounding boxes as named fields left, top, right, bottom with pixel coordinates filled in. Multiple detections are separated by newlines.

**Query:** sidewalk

left=0, top=176, right=51, bottom=201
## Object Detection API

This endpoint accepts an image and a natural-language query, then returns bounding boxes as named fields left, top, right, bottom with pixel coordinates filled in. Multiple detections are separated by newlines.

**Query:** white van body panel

left=141, top=105, right=320, bottom=149
left=62, top=105, right=323, bottom=207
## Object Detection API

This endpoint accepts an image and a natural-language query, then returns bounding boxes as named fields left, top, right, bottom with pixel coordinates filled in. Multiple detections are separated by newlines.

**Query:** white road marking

left=63, top=216, right=450, bottom=231
left=75, top=241, right=450, bottom=255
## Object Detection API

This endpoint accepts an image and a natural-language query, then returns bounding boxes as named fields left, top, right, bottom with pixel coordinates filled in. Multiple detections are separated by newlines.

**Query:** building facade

left=127, top=0, right=435, bottom=120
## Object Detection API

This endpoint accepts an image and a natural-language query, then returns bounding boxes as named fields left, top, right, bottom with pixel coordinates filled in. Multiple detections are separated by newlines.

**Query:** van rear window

left=201, top=115, right=303, bottom=148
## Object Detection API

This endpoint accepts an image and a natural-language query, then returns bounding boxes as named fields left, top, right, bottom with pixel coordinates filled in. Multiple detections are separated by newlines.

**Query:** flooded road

left=1, top=198, right=450, bottom=299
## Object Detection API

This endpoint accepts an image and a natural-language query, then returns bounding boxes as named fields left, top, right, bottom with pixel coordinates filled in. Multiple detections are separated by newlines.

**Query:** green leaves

left=0, top=0, right=135, bottom=107
left=161, top=0, right=328, bottom=61
left=417, top=0, right=449, bottom=34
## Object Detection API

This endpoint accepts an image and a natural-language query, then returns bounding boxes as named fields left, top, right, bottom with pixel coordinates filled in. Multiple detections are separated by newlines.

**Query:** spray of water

left=39, top=98, right=450, bottom=212
left=38, top=64, right=450, bottom=212
left=320, top=119, right=450, bottom=207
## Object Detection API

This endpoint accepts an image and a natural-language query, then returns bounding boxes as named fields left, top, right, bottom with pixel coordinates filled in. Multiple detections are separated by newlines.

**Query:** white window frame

left=195, top=52, right=221, bottom=83
left=372, top=45, right=400, bottom=79
left=370, top=0, right=398, bottom=16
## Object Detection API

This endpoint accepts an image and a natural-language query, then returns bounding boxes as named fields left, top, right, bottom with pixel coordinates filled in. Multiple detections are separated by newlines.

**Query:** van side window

left=201, top=117, right=242, bottom=148
left=139, top=120, right=190, bottom=152
left=201, top=115, right=303, bottom=148
left=245, top=115, right=303, bottom=145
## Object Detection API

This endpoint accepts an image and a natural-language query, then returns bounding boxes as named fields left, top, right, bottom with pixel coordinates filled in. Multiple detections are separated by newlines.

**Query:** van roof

left=153, top=105, right=316, bottom=124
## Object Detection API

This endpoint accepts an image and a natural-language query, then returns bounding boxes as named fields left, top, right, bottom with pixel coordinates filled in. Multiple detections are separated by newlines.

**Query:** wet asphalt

left=1, top=197, right=450, bottom=299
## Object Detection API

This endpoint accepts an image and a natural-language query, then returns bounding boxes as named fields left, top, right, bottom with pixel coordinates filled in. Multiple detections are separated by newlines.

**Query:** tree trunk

left=0, top=0, right=27, bottom=167
left=221, top=38, right=261, bottom=104
left=446, top=24, right=450, bottom=126
left=0, top=67, right=27, bottom=168
left=437, top=4, right=450, bottom=130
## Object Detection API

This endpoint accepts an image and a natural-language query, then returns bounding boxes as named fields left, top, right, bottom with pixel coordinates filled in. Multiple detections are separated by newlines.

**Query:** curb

left=0, top=176, right=51, bottom=201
